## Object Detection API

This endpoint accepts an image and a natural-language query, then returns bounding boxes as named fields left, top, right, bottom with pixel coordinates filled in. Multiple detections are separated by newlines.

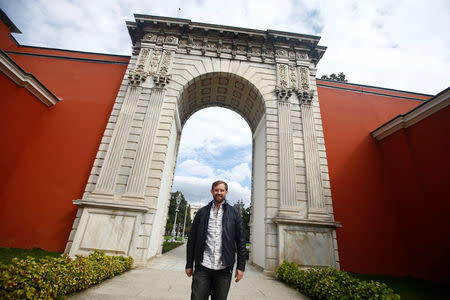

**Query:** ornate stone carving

left=252, top=47, right=261, bottom=55
left=297, top=90, right=315, bottom=105
left=237, top=45, right=246, bottom=53
left=156, top=35, right=165, bottom=44
left=275, top=88, right=292, bottom=102
left=179, top=39, right=188, bottom=47
left=289, top=66, right=297, bottom=90
left=128, top=70, right=148, bottom=86
left=276, top=48, right=288, bottom=57
left=149, top=50, right=162, bottom=75
left=263, top=48, right=274, bottom=57
left=296, top=52, right=309, bottom=60
left=152, top=75, right=170, bottom=87
left=143, top=33, right=157, bottom=42
left=289, top=51, right=296, bottom=59
left=159, top=51, right=172, bottom=76
left=222, top=43, right=232, bottom=52
left=277, top=64, right=288, bottom=88
left=299, top=66, right=310, bottom=91
left=136, top=48, right=150, bottom=72
left=207, top=42, right=217, bottom=50
left=165, top=35, right=178, bottom=45
left=192, top=40, right=202, bottom=48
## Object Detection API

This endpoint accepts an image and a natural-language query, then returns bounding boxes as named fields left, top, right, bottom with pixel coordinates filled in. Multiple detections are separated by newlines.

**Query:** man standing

left=185, top=180, right=247, bottom=300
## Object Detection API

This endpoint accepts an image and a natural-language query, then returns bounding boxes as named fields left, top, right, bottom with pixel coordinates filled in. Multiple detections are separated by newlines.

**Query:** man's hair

left=211, top=180, right=228, bottom=191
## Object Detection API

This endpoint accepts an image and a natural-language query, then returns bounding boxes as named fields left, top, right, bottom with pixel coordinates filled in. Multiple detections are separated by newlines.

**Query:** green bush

left=162, top=241, right=183, bottom=253
left=276, top=261, right=400, bottom=300
left=0, top=250, right=133, bottom=299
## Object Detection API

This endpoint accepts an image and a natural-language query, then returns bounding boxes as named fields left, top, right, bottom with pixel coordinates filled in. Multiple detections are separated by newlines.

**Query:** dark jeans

left=191, top=264, right=233, bottom=300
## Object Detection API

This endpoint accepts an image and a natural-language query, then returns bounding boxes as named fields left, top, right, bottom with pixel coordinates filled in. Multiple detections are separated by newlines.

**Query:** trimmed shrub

left=276, top=261, right=400, bottom=300
left=0, top=250, right=133, bottom=299
left=162, top=241, right=184, bottom=253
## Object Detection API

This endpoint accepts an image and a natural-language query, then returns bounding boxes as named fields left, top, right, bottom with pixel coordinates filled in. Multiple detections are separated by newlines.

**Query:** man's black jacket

left=186, top=200, right=246, bottom=271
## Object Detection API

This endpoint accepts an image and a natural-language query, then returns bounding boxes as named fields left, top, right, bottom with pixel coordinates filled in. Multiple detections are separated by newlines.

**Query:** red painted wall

left=0, top=24, right=129, bottom=252
left=317, top=80, right=431, bottom=277
left=377, top=105, right=450, bottom=283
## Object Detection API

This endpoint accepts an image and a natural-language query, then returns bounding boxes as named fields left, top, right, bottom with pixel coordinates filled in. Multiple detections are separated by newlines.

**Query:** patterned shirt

left=201, top=203, right=226, bottom=270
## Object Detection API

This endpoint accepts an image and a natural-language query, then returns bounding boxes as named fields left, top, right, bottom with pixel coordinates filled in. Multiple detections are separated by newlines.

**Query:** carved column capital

left=152, top=74, right=171, bottom=88
left=275, top=87, right=293, bottom=102
left=128, top=70, right=148, bottom=86
left=297, top=90, right=315, bottom=105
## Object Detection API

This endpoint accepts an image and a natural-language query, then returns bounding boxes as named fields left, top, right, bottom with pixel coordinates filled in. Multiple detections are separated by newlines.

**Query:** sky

left=2, top=0, right=449, bottom=207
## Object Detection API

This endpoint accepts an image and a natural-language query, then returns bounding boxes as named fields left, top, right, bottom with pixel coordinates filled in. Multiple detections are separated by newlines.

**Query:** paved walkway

left=68, top=244, right=308, bottom=299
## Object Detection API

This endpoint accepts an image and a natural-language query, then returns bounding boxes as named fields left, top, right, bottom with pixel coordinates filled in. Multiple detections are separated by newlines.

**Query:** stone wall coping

left=0, top=50, right=60, bottom=106
left=371, top=87, right=450, bottom=140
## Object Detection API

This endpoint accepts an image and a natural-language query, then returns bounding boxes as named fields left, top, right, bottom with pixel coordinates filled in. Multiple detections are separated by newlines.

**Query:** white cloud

left=178, top=159, right=214, bottom=177
left=3, top=0, right=448, bottom=93
left=217, top=163, right=251, bottom=183
left=179, top=107, right=252, bottom=157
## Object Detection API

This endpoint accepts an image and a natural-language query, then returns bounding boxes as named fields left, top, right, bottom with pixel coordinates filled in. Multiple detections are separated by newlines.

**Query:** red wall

left=0, top=26, right=129, bottom=252
left=317, top=80, right=431, bottom=277
left=377, top=105, right=450, bottom=283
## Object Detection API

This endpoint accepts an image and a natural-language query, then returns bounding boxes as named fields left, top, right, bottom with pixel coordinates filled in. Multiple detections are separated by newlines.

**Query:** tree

left=165, top=191, right=192, bottom=237
left=320, top=72, right=348, bottom=82
left=233, top=200, right=251, bottom=242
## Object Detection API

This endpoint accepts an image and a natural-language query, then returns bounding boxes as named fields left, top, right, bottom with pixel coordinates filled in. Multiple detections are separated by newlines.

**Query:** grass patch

left=0, top=247, right=62, bottom=265
left=350, top=273, right=450, bottom=300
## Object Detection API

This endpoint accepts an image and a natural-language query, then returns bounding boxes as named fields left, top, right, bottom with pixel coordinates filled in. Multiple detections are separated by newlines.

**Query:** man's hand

left=235, top=269, right=244, bottom=282
left=185, top=268, right=193, bottom=277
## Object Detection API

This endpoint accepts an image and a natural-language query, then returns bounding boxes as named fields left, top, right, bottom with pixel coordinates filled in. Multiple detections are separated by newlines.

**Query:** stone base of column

left=275, top=216, right=341, bottom=269
left=66, top=199, right=152, bottom=266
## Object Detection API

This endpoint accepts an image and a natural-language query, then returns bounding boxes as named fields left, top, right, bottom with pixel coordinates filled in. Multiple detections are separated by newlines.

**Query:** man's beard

left=213, top=196, right=225, bottom=203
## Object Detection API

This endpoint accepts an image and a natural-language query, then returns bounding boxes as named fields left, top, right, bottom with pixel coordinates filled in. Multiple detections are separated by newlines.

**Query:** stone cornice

left=275, top=216, right=342, bottom=229
left=371, top=87, right=450, bottom=140
left=126, top=14, right=326, bottom=65
left=0, top=50, right=60, bottom=106
left=73, top=199, right=151, bottom=213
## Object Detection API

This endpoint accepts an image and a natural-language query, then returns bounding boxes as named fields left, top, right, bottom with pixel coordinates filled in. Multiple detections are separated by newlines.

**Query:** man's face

left=211, top=183, right=228, bottom=203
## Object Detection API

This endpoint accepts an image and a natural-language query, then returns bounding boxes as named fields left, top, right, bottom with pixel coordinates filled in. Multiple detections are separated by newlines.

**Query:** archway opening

left=165, top=72, right=267, bottom=268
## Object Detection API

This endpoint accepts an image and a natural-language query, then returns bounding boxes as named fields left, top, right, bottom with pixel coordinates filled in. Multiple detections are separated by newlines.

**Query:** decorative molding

left=299, top=66, right=310, bottom=91
left=275, top=216, right=341, bottom=228
left=0, top=50, right=60, bottom=106
left=73, top=199, right=150, bottom=212
left=127, top=15, right=326, bottom=65
left=371, top=87, right=450, bottom=140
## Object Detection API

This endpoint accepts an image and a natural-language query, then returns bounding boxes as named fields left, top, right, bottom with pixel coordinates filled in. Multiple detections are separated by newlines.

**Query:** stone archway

left=65, top=14, right=341, bottom=273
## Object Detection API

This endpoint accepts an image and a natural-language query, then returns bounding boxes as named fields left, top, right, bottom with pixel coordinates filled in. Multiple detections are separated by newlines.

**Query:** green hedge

left=162, top=241, right=184, bottom=253
left=0, top=250, right=133, bottom=299
left=276, top=261, right=400, bottom=300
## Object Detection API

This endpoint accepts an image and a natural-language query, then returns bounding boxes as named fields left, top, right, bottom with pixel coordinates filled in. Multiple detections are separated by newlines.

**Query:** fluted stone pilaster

left=95, top=86, right=141, bottom=195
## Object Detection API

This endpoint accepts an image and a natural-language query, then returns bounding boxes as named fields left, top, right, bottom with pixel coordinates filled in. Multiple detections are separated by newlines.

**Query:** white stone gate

left=65, top=15, right=341, bottom=272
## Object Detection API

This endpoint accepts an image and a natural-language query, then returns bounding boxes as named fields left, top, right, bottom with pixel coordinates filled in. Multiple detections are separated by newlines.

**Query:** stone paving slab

left=68, top=244, right=308, bottom=300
